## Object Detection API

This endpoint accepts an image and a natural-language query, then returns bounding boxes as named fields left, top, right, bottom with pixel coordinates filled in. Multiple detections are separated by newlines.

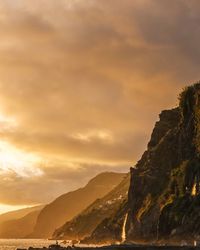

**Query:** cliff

left=86, top=83, right=200, bottom=244
left=126, top=83, right=200, bottom=242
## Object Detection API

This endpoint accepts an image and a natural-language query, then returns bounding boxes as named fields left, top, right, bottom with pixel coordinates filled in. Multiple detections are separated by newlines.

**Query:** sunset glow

left=0, top=141, right=42, bottom=178
left=0, top=0, right=199, bottom=212
left=0, top=204, right=32, bottom=215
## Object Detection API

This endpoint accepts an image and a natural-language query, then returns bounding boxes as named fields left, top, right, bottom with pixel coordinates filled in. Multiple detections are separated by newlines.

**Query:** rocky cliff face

left=86, top=83, right=200, bottom=244
left=126, top=83, right=200, bottom=242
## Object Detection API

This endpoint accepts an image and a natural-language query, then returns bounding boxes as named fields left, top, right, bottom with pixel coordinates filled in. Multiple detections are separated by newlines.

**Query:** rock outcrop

left=127, top=83, right=200, bottom=242
left=86, top=83, right=200, bottom=244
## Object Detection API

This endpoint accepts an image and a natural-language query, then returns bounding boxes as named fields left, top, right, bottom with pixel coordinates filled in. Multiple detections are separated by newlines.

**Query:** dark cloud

left=0, top=0, right=199, bottom=205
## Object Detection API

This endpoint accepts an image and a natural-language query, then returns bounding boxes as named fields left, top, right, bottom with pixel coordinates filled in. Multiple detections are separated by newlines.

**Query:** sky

left=0, top=0, right=200, bottom=211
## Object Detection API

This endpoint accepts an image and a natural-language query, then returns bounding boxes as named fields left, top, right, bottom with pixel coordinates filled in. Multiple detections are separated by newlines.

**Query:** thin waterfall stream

left=121, top=213, right=128, bottom=242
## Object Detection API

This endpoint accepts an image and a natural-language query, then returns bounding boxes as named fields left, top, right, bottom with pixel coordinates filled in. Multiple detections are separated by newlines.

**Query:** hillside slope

left=53, top=174, right=130, bottom=241
left=0, top=205, right=43, bottom=239
left=31, top=172, right=126, bottom=238
left=0, top=210, right=41, bottom=238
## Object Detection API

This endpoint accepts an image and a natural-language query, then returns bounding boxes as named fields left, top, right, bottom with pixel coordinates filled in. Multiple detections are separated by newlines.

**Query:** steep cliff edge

left=127, top=83, right=200, bottom=242
left=86, top=83, right=200, bottom=244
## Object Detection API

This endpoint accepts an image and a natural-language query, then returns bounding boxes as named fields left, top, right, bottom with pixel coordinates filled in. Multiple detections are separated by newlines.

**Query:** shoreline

left=18, top=243, right=200, bottom=250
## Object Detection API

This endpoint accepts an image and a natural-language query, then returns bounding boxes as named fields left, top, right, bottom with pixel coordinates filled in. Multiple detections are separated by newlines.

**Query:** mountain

left=0, top=210, right=41, bottom=238
left=53, top=174, right=130, bottom=241
left=85, top=83, right=200, bottom=244
left=0, top=205, right=43, bottom=225
left=0, top=205, right=44, bottom=239
left=31, top=172, right=126, bottom=238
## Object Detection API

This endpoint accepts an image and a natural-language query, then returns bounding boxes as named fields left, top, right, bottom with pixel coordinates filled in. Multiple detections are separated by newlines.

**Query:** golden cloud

left=0, top=0, right=199, bottom=204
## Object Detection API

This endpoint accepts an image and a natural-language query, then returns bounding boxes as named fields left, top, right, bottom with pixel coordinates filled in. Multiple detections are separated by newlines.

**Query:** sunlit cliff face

left=0, top=0, right=200, bottom=210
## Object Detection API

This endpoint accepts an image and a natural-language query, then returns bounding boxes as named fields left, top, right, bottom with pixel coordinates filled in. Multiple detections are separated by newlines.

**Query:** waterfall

left=121, top=213, right=128, bottom=243
left=192, top=183, right=197, bottom=196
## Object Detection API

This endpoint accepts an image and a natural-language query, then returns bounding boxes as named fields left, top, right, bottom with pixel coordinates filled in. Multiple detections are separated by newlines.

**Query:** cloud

left=0, top=0, right=199, bottom=204
left=0, top=161, right=127, bottom=205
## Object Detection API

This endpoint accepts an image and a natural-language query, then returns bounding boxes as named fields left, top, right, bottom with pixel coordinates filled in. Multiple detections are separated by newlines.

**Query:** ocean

left=0, top=239, right=57, bottom=250
left=0, top=239, right=101, bottom=250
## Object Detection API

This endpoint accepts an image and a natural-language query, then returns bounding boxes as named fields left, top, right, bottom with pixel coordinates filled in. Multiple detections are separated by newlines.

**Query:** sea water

left=0, top=239, right=56, bottom=250
left=0, top=239, right=102, bottom=250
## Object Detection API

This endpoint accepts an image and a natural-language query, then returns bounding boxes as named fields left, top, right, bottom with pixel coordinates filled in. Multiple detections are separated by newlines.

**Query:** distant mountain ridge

left=0, top=210, right=41, bottom=238
left=0, top=205, right=44, bottom=239
left=30, top=172, right=126, bottom=238
left=53, top=174, right=130, bottom=241
left=0, top=205, right=43, bottom=225
left=0, top=172, right=126, bottom=239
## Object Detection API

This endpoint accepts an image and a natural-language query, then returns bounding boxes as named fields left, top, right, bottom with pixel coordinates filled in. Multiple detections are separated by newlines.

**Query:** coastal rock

left=87, top=83, right=200, bottom=243
left=127, top=83, right=200, bottom=241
